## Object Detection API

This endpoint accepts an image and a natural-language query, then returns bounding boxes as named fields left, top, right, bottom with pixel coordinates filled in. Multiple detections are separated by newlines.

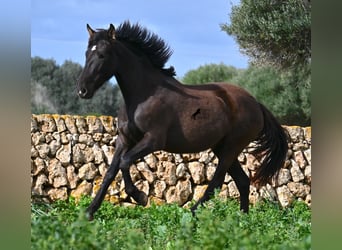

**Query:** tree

left=231, top=65, right=310, bottom=126
left=31, top=57, right=122, bottom=116
left=221, top=0, right=311, bottom=69
left=182, top=63, right=240, bottom=85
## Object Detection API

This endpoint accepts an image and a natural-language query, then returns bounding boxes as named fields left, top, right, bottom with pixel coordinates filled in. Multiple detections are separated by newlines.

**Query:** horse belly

left=165, top=116, right=229, bottom=153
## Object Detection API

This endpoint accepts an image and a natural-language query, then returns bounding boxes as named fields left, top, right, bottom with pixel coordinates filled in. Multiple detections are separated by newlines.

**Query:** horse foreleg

left=228, top=159, right=250, bottom=213
left=120, top=132, right=161, bottom=206
left=86, top=140, right=125, bottom=220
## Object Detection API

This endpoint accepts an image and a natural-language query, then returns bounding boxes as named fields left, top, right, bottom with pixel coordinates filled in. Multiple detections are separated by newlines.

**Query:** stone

left=75, top=116, right=88, bottom=133
left=32, top=158, right=45, bottom=176
left=49, top=139, right=61, bottom=156
left=303, top=149, right=311, bottom=163
left=101, top=133, right=113, bottom=144
left=31, top=116, right=38, bottom=132
left=188, top=162, right=205, bottom=184
left=286, top=126, right=304, bottom=143
left=31, top=146, right=39, bottom=158
left=78, top=134, right=94, bottom=146
left=305, top=194, right=311, bottom=207
left=153, top=180, right=167, bottom=198
left=78, top=163, right=98, bottom=180
left=205, top=163, right=216, bottom=181
left=87, top=116, right=104, bottom=133
left=175, top=179, right=192, bottom=205
left=276, top=168, right=292, bottom=186
left=165, top=181, right=192, bottom=206
left=259, top=184, right=277, bottom=202
left=47, top=187, right=68, bottom=201
left=70, top=180, right=92, bottom=200
left=162, top=161, right=177, bottom=185
left=102, top=145, right=115, bottom=165
left=144, top=153, right=158, bottom=169
left=47, top=159, right=68, bottom=188
left=227, top=181, right=240, bottom=198
left=66, top=165, right=78, bottom=189
left=83, top=146, right=95, bottom=163
left=56, top=143, right=71, bottom=166
left=32, top=174, right=48, bottom=195
left=129, top=164, right=142, bottom=183
left=245, top=154, right=260, bottom=171
left=99, top=116, right=117, bottom=134
left=135, top=180, right=150, bottom=197
left=64, top=116, right=78, bottom=134
left=53, top=115, right=67, bottom=132
left=38, top=115, right=57, bottom=133
left=136, top=161, right=155, bottom=184
left=199, top=151, right=212, bottom=164
left=304, top=165, right=311, bottom=184
left=249, top=185, right=261, bottom=204
left=72, top=144, right=86, bottom=166
left=98, top=163, right=108, bottom=176
left=276, top=185, right=294, bottom=207
left=176, top=163, right=189, bottom=179
left=303, top=127, right=311, bottom=143
left=165, top=186, right=177, bottom=204
left=287, top=182, right=310, bottom=198
left=193, top=185, right=208, bottom=201
left=32, top=132, right=46, bottom=145
left=45, top=133, right=54, bottom=144
left=93, top=144, right=104, bottom=164
left=36, top=144, right=50, bottom=159
left=290, top=160, right=305, bottom=182
left=93, top=133, right=103, bottom=142
left=294, top=151, right=307, bottom=169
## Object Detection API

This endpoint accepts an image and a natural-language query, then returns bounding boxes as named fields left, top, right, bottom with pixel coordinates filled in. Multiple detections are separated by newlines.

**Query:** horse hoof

left=136, top=191, right=148, bottom=206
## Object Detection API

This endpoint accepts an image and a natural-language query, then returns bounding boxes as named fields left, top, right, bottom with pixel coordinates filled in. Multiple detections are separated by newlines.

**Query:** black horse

left=77, top=21, right=288, bottom=220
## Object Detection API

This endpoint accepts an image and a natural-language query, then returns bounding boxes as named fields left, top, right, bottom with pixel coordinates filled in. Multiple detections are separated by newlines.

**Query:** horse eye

left=98, top=53, right=105, bottom=59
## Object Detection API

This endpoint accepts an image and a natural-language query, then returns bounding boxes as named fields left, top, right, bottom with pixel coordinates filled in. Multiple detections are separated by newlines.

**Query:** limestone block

left=66, top=165, right=78, bottom=189
left=70, top=180, right=92, bottom=200
left=63, top=116, right=78, bottom=134
left=290, top=160, right=305, bottom=182
left=47, top=159, right=68, bottom=188
left=78, top=163, right=98, bottom=180
left=276, top=185, right=294, bottom=207
left=47, top=187, right=68, bottom=201
left=56, top=143, right=71, bottom=166
left=36, top=144, right=50, bottom=159
left=188, top=162, right=205, bottom=184
left=153, top=180, right=167, bottom=198
left=136, top=161, right=155, bottom=184
left=87, top=116, right=104, bottom=133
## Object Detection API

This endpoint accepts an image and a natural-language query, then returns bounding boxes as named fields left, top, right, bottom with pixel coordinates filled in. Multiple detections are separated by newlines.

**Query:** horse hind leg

left=190, top=144, right=235, bottom=215
left=227, top=159, right=250, bottom=213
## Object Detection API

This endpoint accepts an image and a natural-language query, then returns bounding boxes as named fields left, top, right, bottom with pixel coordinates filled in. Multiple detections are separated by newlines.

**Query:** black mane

left=115, top=21, right=176, bottom=76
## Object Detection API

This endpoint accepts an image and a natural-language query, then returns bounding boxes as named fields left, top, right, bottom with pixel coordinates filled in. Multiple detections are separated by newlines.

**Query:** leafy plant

left=31, top=196, right=311, bottom=249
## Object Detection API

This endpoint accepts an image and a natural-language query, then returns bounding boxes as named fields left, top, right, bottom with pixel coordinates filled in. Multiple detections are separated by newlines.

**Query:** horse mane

left=115, top=21, right=176, bottom=76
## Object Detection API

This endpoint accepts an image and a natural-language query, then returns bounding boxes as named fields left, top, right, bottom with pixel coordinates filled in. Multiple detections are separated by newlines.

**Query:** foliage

left=31, top=56, right=122, bottom=116
left=231, top=65, right=310, bottom=126
left=182, top=63, right=240, bottom=85
left=221, top=0, right=311, bottom=69
left=31, top=196, right=311, bottom=249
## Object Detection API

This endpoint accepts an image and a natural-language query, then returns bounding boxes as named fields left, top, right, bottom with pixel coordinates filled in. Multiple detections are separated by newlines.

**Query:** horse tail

left=251, top=103, right=289, bottom=187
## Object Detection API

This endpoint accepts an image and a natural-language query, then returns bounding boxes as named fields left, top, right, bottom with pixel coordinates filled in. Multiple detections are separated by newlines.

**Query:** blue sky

left=31, top=0, right=248, bottom=78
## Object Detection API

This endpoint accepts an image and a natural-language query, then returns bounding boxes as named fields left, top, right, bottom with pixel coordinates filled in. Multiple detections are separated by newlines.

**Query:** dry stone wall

left=31, top=114, right=311, bottom=208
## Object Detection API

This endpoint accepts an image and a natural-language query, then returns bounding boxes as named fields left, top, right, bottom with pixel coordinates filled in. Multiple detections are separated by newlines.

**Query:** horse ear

left=108, top=24, right=116, bottom=40
left=87, top=24, right=95, bottom=38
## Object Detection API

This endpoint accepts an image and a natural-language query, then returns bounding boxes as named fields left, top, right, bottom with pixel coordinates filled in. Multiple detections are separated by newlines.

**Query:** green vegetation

left=221, top=0, right=311, bottom=69
left=31, top=57, right=123, bottom=116
left=31, top=196, right=311, bottom=249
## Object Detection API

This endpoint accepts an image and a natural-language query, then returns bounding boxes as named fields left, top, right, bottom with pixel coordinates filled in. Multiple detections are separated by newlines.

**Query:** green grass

left=31, top=196, right=311, bottom=250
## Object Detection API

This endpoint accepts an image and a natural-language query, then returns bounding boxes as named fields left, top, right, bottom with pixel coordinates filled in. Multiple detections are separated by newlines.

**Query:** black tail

left=251, top=103, right=289, bottom=186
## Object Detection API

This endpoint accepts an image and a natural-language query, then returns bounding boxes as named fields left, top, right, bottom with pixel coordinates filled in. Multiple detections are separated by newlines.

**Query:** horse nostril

left=78, top=88, right=88, bottom=97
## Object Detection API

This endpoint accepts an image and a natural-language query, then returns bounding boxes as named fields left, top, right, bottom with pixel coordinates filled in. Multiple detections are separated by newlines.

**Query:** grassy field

left=31, top=196, right=311, bottom=250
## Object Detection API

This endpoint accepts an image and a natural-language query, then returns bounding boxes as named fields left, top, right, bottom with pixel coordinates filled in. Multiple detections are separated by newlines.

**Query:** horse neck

left=113, top=42, right=158, bottom=110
